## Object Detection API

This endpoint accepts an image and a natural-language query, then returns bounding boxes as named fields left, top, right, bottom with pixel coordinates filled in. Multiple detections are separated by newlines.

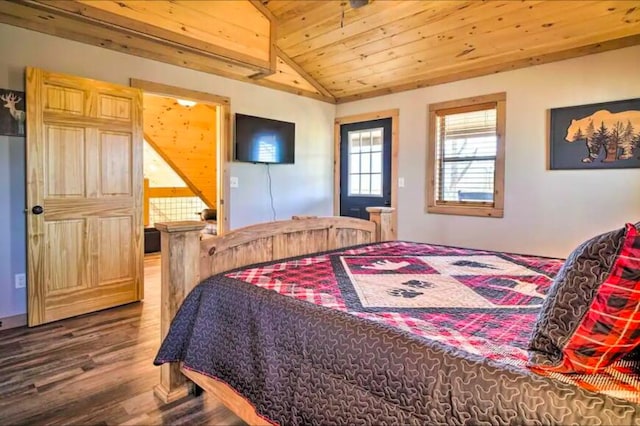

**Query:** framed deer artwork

left=0, top=89, right=26, bottom=137
left=549, top=97, right=640, bottom=169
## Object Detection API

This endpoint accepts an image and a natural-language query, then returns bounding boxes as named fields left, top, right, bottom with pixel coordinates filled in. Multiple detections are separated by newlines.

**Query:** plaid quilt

left=226, top=241, right=640, bottom=404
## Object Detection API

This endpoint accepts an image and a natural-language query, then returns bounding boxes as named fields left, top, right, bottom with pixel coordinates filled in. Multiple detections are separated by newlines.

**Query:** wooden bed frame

left=153, top=207, right=395, bottom=424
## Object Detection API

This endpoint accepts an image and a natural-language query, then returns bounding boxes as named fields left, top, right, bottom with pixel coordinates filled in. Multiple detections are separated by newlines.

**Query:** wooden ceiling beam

left=130, top=79, right=231, bottom=106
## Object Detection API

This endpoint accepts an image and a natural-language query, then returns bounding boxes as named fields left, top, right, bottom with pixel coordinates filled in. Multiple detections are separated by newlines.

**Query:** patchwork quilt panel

left=155, top=241, right=640, bottom=425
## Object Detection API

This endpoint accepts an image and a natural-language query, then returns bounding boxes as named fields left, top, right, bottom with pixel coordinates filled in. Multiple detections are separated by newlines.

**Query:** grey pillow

left=527, top=225, right=627, bottom=370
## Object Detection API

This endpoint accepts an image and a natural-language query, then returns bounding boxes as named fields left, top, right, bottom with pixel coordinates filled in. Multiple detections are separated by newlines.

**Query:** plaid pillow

left=528, top=223, right=640, bottom=373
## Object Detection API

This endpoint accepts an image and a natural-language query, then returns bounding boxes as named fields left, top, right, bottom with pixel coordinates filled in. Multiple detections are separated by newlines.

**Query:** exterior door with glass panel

left=340, top=118, right=392, bottom=219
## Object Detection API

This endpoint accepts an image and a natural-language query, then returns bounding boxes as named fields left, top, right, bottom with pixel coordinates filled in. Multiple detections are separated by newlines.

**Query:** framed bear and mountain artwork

left=0, top=89, right=26, bottom=137
left=549, top=98, right=640, bottom=169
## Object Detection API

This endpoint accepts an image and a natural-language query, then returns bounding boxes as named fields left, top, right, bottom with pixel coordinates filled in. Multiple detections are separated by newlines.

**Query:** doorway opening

left=131, top=79, right=231, bottom=252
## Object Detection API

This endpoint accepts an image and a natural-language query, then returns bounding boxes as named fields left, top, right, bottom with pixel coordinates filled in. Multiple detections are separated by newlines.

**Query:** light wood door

left=26, top=67, right=144, bottom=326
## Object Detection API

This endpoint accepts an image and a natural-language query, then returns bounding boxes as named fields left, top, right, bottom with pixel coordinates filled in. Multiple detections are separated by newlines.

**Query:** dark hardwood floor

left=0, top=254, right=245, bottom=426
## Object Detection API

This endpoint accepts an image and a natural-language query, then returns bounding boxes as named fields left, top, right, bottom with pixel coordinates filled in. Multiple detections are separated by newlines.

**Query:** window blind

left=435, top=106, right=497, bottom=204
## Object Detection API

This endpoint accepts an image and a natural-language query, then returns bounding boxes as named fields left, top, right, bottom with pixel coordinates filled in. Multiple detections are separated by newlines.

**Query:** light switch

left=398, top=177, right=405, bottom=188
left=230, top=176, right=239, bottom=188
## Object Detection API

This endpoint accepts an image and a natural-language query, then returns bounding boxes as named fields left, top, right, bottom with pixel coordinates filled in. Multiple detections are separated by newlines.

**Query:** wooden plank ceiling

left=1, top=1, right=639, bottom=103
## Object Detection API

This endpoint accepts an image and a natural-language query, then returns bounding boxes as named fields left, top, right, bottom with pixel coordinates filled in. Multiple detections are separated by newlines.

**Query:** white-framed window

left=426, top=93, right=506, bottom=218
left=348, top=127, right=384, bottom=197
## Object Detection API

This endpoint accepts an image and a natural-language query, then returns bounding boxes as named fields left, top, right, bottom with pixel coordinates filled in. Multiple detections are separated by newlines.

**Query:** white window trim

left=426, top=92, right=506, bottom=218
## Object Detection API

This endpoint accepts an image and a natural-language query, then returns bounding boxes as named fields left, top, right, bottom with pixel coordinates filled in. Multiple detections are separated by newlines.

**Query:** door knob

left=32, top=205, right=44, bottom=215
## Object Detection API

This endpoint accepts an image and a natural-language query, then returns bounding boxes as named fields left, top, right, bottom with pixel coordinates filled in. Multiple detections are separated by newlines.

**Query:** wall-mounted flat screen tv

left=234, top=113, right=295, bottom=164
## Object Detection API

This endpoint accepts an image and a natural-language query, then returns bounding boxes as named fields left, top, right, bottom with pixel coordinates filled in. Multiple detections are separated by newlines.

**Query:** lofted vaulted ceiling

left=1, top=1, right=639, bottom=103
left=142, top=94, right=218, bottom=208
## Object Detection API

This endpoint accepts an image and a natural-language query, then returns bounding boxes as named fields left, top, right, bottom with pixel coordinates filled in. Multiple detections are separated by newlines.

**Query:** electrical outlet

left=15, top=273, right=26, bottom=289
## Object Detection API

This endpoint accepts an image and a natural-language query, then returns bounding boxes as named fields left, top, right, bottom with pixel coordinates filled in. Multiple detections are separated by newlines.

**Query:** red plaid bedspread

left=226, top=241, right=640, bottom=403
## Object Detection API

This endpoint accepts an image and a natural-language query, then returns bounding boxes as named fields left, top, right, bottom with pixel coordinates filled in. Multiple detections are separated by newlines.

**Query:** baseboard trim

left=0, top=313, right=27, bottom=330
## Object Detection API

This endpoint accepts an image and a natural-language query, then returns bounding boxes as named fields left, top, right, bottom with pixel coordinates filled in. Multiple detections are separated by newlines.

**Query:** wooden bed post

left=154, top=221, right=205, bottom=403
left=366, top=207, right=396, bottom=241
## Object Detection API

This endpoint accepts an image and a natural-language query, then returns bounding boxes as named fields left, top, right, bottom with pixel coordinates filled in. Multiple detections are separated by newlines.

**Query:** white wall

left=337, top=46, right=640, bottom=258
left=0, top=136, right=26, bottom=319
left=0, top=23, right=335, bottom=319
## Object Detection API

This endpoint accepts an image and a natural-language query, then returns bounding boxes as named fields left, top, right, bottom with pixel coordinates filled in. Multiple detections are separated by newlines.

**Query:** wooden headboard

left=153, top=208, right=395, bottom=403
left=200, top=215, right=377, bottom=278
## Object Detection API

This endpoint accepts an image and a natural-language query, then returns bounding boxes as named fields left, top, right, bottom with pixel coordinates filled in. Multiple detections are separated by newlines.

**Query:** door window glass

left=347, top=127, right=383, bottom=197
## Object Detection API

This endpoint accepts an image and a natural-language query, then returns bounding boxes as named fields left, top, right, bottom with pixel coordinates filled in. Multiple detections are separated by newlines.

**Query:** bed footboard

left=153, top=209, right=394, bottom=406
